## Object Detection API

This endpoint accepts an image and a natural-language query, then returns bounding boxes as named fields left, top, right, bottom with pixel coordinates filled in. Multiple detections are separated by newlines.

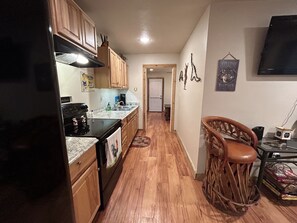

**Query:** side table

left=256, top=138, right=297, bottom=188
left=164, top=104, right=171, bottom=121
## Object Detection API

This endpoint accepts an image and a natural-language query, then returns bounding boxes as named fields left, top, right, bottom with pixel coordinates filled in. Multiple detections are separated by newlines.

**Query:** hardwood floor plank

left=96, top=113, right=297, bottom=223
left=141, top=157, right=157, bottom=219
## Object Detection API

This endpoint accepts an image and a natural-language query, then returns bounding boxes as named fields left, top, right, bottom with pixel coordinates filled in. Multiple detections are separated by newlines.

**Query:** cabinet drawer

left=69, top=145, right=96, bottom=183
left=128, top=109, right=138, bottom=121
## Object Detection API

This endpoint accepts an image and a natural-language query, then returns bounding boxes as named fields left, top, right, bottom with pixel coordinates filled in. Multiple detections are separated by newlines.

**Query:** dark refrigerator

left=0, top=1, right=75, bottom=222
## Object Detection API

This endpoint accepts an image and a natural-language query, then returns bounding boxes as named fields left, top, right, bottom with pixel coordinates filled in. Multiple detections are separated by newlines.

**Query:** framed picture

left=216, top=59, right=239, bottom=91
left=81, top=72, right=95, bottom=92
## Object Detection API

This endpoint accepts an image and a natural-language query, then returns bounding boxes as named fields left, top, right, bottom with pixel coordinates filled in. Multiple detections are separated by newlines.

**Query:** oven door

left=96, top=123, right=123, bottom=207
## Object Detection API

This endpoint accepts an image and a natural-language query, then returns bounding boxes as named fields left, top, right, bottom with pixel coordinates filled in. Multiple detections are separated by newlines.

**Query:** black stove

left=65, top=118, right=121, bottom=140
left=62, top=103, right=121, bottom=140
left=61, top=102, right=123, bottom=209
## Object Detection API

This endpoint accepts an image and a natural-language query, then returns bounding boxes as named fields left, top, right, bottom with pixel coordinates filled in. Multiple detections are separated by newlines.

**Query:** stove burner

left=65, top=124, right=90, bottom=136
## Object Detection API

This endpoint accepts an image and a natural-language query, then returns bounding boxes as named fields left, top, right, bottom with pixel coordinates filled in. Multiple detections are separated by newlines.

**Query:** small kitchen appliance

left=119, top=94, right=126, bottom=105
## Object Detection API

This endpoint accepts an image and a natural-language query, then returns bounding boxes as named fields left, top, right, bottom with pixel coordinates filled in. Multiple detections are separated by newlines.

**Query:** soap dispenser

left=106, top=102, right=111, bottom=111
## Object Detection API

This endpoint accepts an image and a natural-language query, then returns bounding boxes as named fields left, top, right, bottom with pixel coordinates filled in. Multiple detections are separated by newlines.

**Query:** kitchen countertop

left=91, top=105, right=139, bottom=120
left=65, top=137, right=98, bottom=165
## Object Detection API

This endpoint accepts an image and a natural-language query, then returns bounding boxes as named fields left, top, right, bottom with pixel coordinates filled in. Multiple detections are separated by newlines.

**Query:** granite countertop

left=65, top=137, right=98, bottom=165
left=91, top=105, right=138, bottom=120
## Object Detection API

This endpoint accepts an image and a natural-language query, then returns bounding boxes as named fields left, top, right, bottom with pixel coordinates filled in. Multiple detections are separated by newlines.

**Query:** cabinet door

left=117, top=56, right=124, bottom=88
left=54, top=0, right=83, bottom=45
left=81, top=11, right=97, bottom=54
left=127, top=120, right=133, bottom=146
left=72, top=161, right=100, bottom=223
left=123, top=63, right=128, bottom=89
left=132, top=114, right=138, bottom=136
left=134, top=113, right=139, bottom=135
left=109, top=49, right=119, bottom=87
left=119, top=59, right=128, bottom=89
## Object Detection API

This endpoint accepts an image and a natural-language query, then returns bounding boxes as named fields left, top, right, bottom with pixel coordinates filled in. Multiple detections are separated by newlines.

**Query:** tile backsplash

left=89, top=88, right=120, bottom=110
left=56, top=62, right=138, bottom=111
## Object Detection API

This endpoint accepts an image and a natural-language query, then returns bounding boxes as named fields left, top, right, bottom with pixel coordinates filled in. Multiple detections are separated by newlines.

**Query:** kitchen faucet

left=116, top=101, right=125, bottom=107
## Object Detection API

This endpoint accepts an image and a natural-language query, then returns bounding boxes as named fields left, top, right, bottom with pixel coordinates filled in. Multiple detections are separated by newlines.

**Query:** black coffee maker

left=119, top=94, right=126, bottom=105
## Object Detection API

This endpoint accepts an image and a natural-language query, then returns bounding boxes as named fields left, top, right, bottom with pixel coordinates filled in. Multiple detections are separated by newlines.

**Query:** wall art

left=81, top=72, right=95, bottom=92
left=215, top=52, right=239, bottom=91
left=179, top=53, right=202, bottom=90
left=179, top=70, right=183, bottom=82
left=190, top=53, right=201, bottom=82
left=184, top=63, right=189, bottom=90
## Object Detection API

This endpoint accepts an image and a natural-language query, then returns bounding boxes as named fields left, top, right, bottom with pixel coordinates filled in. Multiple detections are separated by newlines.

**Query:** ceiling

left=147, top=67, right=173, bottom=75
left=75, top=0, right=216, bottom=55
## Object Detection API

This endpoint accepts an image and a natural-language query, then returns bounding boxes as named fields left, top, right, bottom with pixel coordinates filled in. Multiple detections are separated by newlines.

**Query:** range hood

left=53, top=35, right=104, bottom=68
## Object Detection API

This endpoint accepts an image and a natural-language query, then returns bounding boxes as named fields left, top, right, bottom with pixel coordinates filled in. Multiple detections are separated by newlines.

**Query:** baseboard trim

left=175, top=132, right=198, bottom=180
left=196, top=173, right=205, bottom=181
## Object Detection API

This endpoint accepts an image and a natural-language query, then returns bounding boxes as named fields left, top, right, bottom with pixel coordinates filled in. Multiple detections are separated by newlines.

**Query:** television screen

left=258, top=15, right=297, bottom=75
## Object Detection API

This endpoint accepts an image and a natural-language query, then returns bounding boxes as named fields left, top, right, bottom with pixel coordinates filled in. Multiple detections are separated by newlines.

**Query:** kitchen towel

left=105, top=127, right=122, bottom=168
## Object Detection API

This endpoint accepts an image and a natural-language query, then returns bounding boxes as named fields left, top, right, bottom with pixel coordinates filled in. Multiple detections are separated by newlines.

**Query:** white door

left=148, top=78, right=163, bottom=112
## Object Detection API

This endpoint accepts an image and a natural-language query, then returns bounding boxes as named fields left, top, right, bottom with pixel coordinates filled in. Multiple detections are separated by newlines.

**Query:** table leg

left=257, top=151, right=269, bottom=188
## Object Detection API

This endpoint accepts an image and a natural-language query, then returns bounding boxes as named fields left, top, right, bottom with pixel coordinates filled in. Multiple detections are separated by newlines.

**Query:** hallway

left=97, top=113, right=297, bottom=223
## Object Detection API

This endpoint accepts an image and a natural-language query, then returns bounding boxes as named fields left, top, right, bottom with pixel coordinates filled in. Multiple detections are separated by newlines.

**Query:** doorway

left=143, top=64, right=176, bottom=132
left=148, top=78, right=164, bottom=112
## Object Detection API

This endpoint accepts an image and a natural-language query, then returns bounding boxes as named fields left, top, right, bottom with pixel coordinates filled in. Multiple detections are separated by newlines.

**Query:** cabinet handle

left=76, top=161, right=82, bottom=165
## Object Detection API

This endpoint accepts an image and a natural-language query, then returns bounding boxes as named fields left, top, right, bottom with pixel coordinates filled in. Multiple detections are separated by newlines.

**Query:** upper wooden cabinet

left=49, top=0, right=97, bottom=55
left=120, top=59, right=128, bottom=89
left=81, top=11, right=97, bottom=53
left=95, top=46, right=128, bottom=89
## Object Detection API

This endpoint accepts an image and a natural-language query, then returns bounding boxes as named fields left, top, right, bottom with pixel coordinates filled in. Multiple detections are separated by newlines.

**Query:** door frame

left=143, top=64, right=177, bottom=132
left=147, top=77, right=164, bottom=112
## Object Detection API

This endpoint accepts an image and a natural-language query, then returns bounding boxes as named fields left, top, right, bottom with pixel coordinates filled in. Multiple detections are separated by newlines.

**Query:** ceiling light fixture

left=149, top=68, right=154, bottom=71
left=140, top=34, right=150, bottom=44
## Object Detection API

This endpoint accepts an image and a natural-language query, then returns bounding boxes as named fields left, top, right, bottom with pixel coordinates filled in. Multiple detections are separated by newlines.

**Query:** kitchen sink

left=111, top=106, right=135, bottom=111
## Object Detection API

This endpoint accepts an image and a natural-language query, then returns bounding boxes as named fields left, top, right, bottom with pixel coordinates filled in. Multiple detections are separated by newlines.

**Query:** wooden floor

left=96, top=113, right=297, bottom=223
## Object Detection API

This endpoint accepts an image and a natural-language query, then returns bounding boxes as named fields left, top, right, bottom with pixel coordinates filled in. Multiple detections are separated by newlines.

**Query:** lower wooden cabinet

left=121, top=108, right=139, bottom=157
left=72, top=161, right=100, bottom=223
left=69, top=145, right=100, bottom=223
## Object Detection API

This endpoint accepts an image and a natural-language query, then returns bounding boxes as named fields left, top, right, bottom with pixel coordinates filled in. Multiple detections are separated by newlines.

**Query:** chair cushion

left=225, top=139, right=257, bottom=164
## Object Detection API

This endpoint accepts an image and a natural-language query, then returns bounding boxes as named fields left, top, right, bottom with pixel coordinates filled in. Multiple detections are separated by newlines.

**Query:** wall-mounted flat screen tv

left=258, top=15, right=297, bottom=75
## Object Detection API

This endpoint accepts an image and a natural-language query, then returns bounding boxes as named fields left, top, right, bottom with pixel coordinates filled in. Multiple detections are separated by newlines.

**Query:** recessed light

left=140, top=35, right=150, bottom=44
left=150, top=68, right=154, bottom=71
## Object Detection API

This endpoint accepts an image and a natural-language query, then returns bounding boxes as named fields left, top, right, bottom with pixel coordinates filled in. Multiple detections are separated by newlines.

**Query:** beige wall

left=176, top=0, right=297, bottom=175
left=175, top=7, right=210, bottom=173
left=198, top=0, right=297, bottom=173
left=125, top=54, right=179, bottom=128
left=56, top=63, right=119, bottom=110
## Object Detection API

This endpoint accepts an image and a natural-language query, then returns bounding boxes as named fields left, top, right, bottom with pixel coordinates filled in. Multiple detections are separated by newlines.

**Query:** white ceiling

left=147, top=67, right=172, bottom=75
left=75, top=0, right=215, bottom=54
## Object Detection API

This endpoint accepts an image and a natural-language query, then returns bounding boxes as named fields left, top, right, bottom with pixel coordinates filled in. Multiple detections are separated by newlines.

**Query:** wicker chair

left=201, top=116, right=260, bottom=215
